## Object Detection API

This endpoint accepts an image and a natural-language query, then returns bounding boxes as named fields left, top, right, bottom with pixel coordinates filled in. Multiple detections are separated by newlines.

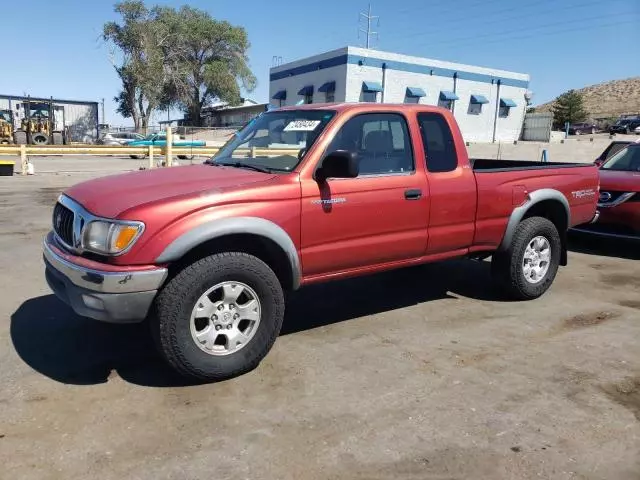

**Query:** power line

left=391, top=0, right=615, bottom=42
left=425, top=11, right=635, bottom=48
left=358, top=3, right=379, bottom=49
left=429, top=18, right=637, bottom=50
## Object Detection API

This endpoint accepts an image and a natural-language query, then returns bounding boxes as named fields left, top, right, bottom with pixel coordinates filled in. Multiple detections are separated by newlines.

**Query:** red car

left=43, top=103, right=598, bottom=380
left=574, top=143, right=640, bottom=239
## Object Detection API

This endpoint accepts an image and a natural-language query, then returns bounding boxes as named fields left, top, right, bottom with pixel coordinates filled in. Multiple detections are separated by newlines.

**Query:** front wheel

left=491, top=217, right=561, bottom=300
left=152, top=252, right=285, bottom=381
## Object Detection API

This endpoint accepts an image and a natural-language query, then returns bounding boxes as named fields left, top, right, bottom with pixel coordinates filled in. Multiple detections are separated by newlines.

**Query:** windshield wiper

left=215, top=161, right=273, bottom=174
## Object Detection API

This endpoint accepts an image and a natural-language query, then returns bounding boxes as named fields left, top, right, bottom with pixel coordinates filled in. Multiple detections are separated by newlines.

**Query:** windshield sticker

left=283, top=120, right=321, bottom=132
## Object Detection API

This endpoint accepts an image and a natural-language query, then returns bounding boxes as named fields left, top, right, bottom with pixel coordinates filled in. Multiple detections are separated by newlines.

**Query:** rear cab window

left=417, top=112, right=458, bottom=173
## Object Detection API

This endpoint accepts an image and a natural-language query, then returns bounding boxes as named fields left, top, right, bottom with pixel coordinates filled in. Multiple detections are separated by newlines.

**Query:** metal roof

left=0, top=94, right=98, bottom=106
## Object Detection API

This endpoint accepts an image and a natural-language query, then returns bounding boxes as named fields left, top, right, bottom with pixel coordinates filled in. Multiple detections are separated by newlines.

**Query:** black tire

left=491, top=217, right=561, bottom=300
left=0, top=139, right=10, bottom=145
left=177, top=154, right=195, bottom=160
left=13, top=131, right=27, bottom=145
left=52, top=132, right=64, bottom=145
left=152, top=252, right=285, bottom=381
left=31, top=132, right=49, bottom=145
left=130, top=154, right=147, bottom=159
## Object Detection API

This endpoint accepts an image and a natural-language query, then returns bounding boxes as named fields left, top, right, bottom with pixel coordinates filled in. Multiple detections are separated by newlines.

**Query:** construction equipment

left=0, top=110, right=13, bottom=144
left=12, top=100, right=65, bottom=145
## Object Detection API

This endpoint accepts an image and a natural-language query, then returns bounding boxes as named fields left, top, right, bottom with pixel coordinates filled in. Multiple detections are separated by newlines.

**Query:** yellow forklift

left=0, top=110, right=13, bottom=144
left=12, top=99, right=65, bottom=145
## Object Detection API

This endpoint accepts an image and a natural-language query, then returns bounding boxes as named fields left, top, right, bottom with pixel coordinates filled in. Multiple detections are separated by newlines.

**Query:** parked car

left=635, top=124, right=640, bottom=135
left=97, top=132, right=144, bottom=146
left=126, top=133, right=206, bottom=159
left=43, top=103, right=599, bottom=381
left=609, top=119, right=640, bottom=135
left=594, top=140, right=632, bottom=166
left=568, top=122, right=597, bottom=135
left=572, top=143, right=640, bottom=240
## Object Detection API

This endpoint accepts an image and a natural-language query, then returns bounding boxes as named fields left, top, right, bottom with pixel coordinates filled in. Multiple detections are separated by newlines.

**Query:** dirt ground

left=1, top=167, right=639, bottom=480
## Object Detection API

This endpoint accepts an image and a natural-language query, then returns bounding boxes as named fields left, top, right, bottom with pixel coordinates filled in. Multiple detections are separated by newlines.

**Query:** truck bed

left=471, top=159, right=592, bottom=172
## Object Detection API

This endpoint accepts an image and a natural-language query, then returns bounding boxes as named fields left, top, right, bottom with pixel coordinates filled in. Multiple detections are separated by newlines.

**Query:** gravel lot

left=1, top=165, right=639, bottom=480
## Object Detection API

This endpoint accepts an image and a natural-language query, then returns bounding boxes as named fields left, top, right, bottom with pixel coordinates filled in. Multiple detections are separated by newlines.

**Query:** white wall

left=493, top=84, right=527, bottom=142
left=269, top=46, right=529, bottom=142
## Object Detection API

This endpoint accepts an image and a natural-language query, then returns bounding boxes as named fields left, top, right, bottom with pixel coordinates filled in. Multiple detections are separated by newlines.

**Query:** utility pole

left=101, top=98, right=105, bottom=125
left=359, top=3, right=379, bottom=49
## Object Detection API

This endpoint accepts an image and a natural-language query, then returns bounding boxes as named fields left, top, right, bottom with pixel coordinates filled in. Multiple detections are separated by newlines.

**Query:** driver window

left=327, top=113, right=414, bottom=176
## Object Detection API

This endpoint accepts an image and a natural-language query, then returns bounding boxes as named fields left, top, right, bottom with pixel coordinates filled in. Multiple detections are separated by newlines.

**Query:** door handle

left=404, top=189, right=422, bottom=200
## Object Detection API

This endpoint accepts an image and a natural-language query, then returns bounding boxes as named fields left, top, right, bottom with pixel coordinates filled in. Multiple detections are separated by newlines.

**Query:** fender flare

left=499, top=188, right=570, bottom=252
left=156, top=216, right=302, bottom=289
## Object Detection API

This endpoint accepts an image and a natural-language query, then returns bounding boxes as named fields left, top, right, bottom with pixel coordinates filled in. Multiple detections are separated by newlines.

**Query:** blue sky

left=1, top=0, right=637, bottom=126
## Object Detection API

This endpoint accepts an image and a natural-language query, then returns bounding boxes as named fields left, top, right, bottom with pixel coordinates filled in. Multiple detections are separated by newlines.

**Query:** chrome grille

left=52, top=202, right=75, bottom=246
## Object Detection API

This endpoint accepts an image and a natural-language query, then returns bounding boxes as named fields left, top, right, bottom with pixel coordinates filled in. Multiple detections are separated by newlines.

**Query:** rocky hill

left=535, top=77, right=640, bottom=120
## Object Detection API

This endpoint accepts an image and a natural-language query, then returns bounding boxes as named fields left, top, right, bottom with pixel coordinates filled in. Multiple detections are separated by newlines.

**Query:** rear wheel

left=491, top=217, right=561, bottom=300
left=152, top=252, right=285, bottom=381
left=177, top=155, right=195, bottom=160
left=13, top=131, right=27, bottom=145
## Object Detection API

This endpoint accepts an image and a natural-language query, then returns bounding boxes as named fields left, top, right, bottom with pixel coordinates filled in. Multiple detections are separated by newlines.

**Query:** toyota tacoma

left=44, top=104, right=599, bottom=381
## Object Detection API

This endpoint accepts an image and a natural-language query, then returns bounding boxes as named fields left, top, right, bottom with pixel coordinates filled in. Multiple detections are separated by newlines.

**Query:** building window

left=319, top=81, right=336, bottom=103
left=438, top=91, right=458, bottom=111
left=468, top=103, right=482, bottom=115
left=298, top=86, right=314, bottom=105
left=361, top=81, right=382, bottom=103
left=362, top=91, right=378, bottom=103
left=468, top=94, right=489, bottom=115
left=438, top=99, right=453, bottom=110
left=499, top=98, right=516, bottom=117
left=272, top=90, right=287, bottom=108
left=405, top=87, right=425, bottom=104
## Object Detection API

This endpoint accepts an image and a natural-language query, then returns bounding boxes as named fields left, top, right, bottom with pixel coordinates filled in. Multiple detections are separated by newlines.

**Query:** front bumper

left=43, top=232, right=168, bottom=323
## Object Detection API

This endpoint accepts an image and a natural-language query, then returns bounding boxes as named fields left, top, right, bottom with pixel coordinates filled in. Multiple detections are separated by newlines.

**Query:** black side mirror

left=315, top=150, right=359, bottom=181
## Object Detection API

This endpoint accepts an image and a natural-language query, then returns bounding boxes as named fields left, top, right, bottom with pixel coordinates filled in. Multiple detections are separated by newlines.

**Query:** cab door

left=300, top=112, right=430, bottom=276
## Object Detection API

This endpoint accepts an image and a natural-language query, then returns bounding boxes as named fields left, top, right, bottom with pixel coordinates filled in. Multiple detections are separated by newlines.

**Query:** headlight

left=82, top=220, right=144, bottom=255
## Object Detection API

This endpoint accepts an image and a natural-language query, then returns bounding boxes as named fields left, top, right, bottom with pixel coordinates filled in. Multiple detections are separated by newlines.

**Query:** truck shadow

left=568, top=233, right=640, bottom=260
left=10, top=259, right=504, bottom=387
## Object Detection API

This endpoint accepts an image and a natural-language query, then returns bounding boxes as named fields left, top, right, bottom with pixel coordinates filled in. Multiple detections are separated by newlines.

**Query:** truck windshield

left=601, top=146, right=640, bottom=172
left=210, top=110, right=336, bottom=172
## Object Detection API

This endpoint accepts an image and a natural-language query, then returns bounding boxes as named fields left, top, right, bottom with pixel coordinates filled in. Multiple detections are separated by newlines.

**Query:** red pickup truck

left=44, top=104, right=599, bottom=381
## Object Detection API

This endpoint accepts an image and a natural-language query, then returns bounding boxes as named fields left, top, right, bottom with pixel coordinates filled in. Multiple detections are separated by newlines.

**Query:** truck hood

left=64, top=164, right=276, bottom=218
left=599, top=169, right=640, bottom=192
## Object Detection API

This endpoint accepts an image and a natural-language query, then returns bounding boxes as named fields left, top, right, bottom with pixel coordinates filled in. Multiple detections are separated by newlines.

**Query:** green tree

left=155, top=5, right=256, bottom=126
left=104, top=1, right=170, bottom=132
left=551, top=89, right=588, bottom=128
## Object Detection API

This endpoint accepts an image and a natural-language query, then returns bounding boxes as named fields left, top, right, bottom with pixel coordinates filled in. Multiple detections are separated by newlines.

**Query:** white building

left=269, top=46, right=530, bottom=143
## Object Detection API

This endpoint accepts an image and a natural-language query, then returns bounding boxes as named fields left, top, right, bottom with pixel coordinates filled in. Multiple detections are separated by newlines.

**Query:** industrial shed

left=0, top=94, right=99, bottom=144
